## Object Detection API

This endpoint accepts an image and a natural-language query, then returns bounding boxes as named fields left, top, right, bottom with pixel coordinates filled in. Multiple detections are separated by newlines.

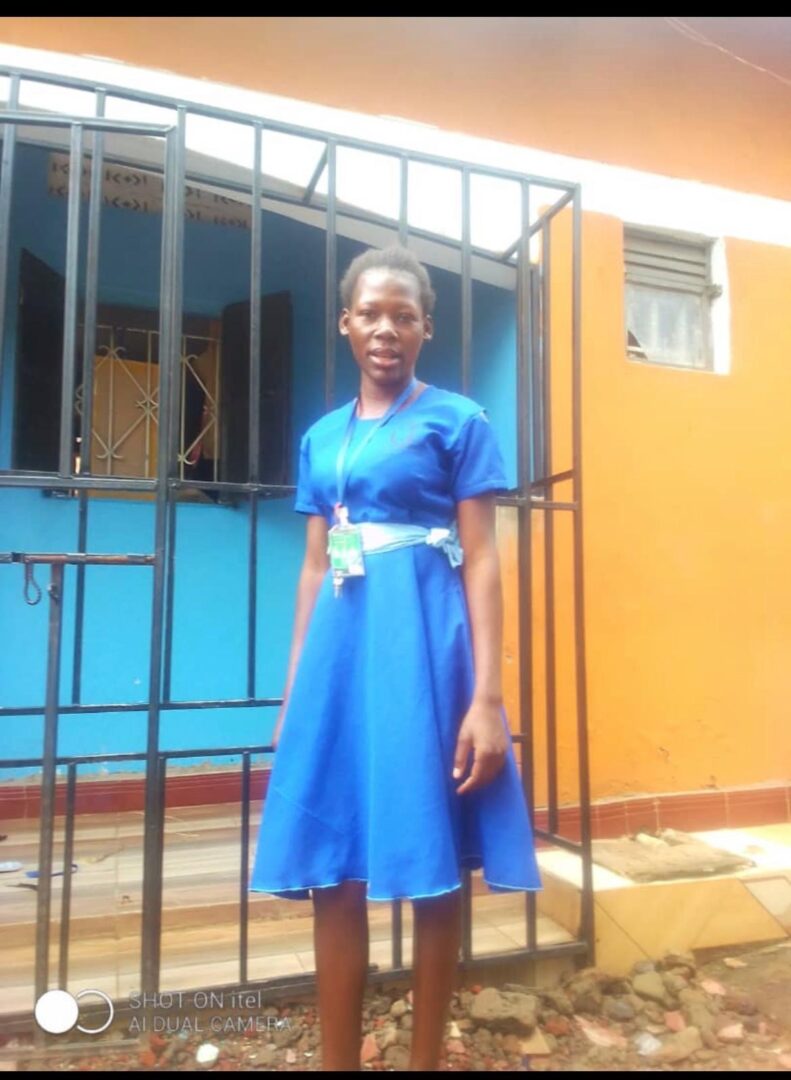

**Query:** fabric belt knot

left=355, top=521, right=464, bottom=568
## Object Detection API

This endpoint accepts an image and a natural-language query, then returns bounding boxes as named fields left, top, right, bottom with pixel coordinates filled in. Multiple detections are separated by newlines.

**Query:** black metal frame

left=0, top=64, right=592, bottom=1026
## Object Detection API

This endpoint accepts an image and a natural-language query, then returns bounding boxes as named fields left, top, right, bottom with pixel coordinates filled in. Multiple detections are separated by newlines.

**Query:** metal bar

left=34, top=563, right=65, bottom=1004
left=0, top=111, right=172, bottom=135
left=497, top=477, right=574, bottom=501
left=72, top=92, right=106, bottom=705
left=163, top=744, right=271, bottom=760
left=249, top=122, right=263, bottom=485
left=531, top=265, right=544, bottom=507
left=168, top=115, right=186, bottom=470
left=324, top=140, right=337, bottom=412
left=72, top=498, right=89, bottom=708
left=154, top=755, right=167, bottom=992
left=140, top=112, right=184, bottom=996
left=161, top=500, right=177, bottom=704
left=390, top=901, right=403, bottom=971
left=533, top=829, right=585, bottom=856
left=461, top=867, right=473, bottom=962
left=532, top=468, right=574, bottom=489
left=398, top=155, right=408, bottom=245
left=570, top=186, right=594, bottom=963
left=0, top=698, right=280, bottom=718
left=460, top=166, right=472, bottom=395
left=58, top=762, right=77, bottom=988
left=501, top=191, right=576, bottom=261
left=0, top=67, right=577, bottom=192
left=541, top=225, right=559, bottom=837
left=239, top=751, right=251, bottom=985
left=516, top=180, right=537, bottom=959
left=247, top=495, right=259, bottom=700
left=162, top=99, right=187, bottom=778
left=168, top=478, right=294, bottom=495
left=0, top=74, right=20, bottom=432
left=526, top=891, right=537, bottom=952
left=77, top=91, right=105, bottom=479
left=58, top=122, right=83, bottom=478
left=498, top=500, right=577, bottom=513
left=71, top=88, right=106, bottom=704
left=454, top=942, right=592, bottom=972
left=0, top=473, right=158, bottom=491
left=247, top=122, right=263, bottom=700
left=160, top=102, right=186, bottom=709
left=301, top=145, right=327, bottom=205
left=1, top=745, right=273, bottom=768
left=9, top=552, right=154, bottom=566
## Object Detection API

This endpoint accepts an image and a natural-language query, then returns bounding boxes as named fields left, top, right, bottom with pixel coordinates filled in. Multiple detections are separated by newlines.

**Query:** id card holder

left=328, top=523, right=366, bottom=598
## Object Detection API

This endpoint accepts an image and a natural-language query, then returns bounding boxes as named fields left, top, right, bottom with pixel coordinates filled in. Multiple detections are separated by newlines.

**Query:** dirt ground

left=2, top=937, right=790, bottom=1071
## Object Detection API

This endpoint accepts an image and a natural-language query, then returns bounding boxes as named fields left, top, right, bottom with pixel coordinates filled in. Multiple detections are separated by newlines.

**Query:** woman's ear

left=338, top=309, right=350, bottom=336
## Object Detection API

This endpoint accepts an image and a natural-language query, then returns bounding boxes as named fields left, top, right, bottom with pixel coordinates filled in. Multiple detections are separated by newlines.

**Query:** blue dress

left=250, top=385, right=541, bottom=901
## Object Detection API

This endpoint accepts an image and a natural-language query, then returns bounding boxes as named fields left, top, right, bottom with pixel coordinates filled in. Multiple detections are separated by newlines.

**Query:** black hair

left=339, top=245, right=436, bottom=315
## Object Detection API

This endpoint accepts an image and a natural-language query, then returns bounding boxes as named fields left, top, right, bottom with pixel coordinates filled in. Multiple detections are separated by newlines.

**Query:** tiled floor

left=0, top=803, right=573, bottom=1015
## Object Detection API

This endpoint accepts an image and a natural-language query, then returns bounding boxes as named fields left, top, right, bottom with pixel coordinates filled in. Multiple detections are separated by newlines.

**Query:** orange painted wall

left=595, top=222, right=791, bottom=796
left=3, top=17, right=790, bottom=801
left=503, top=210, right=791, bottom=802
left=2, top=17, right=791, bottom=200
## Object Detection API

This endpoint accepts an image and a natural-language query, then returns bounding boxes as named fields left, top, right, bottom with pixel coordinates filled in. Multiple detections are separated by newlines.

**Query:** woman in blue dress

left=251, top=245, right=540, bottom=1070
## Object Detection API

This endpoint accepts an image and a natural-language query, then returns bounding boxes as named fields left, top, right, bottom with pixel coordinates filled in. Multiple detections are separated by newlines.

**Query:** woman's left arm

left=453, top=494, right=510, bottom=795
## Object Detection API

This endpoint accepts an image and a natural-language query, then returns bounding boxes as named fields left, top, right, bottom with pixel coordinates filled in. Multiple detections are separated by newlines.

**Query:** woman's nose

left=373, top=317, right=397, bottom=337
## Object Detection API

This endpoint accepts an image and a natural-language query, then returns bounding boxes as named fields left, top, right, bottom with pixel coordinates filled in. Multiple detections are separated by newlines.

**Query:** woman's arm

left=271, top=513, right=329, bottom=749
left=453, top=494, right=510, bottom=794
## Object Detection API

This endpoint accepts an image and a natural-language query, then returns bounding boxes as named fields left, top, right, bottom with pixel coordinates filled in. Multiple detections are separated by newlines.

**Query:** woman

left=250, top=244, right=541, bottom=1071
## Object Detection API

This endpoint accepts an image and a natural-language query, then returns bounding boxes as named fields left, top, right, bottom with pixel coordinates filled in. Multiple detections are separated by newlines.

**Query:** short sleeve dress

left=250, top=384, right=541, bottom=901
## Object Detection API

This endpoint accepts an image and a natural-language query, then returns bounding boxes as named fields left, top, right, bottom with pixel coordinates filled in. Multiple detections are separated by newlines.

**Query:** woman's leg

left=312, top=880, right=369, bottom=1071
left=409, top=888, right=462, bottom=1071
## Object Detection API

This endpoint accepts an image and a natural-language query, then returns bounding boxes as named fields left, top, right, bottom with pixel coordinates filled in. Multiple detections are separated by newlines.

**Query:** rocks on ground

left=7, top=944, right=791, bottom=1072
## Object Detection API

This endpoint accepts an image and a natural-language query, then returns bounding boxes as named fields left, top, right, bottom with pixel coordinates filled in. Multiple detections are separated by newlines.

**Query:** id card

left=328, top=524, right=366, bottom=579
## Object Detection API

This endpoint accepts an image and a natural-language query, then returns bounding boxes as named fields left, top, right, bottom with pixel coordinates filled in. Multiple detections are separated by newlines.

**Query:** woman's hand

left=454, top=493, right=509, bottom=794
left=453, top=697, right=508, bottom=794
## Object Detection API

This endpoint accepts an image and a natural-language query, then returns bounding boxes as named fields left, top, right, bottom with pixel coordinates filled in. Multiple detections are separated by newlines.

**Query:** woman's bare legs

left=409, top=888, right=463, bottom=1070
left=312, top=880, right=369, bottom=1071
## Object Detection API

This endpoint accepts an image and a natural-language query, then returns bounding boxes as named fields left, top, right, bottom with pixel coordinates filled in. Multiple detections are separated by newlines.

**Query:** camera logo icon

left=34, top=989, right=114, bottom=1035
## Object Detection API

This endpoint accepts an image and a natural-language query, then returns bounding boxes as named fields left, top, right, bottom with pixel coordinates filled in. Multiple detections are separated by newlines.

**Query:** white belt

left=356, top=521, right=464, bottom=568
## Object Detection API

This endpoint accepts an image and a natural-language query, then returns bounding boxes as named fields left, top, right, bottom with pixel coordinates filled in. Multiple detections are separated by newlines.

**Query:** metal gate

left=0, top=64, right=593, bottom=1033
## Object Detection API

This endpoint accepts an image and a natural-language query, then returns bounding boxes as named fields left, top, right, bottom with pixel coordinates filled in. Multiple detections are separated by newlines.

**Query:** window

left=77, top=305, right=222, bottom=489
left=13, top=250, right=293, bottom=496
left=624, top=227, right=720, bottom=371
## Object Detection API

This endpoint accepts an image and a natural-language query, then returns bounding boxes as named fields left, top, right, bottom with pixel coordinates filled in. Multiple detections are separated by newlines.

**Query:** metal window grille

left=0, top=63, right=592, bottom=1033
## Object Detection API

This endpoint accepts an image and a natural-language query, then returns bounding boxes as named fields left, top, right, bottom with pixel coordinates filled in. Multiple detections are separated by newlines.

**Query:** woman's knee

left=412, top=888, right=462, bottom=921
left=312, top=879, right=368, bottom=915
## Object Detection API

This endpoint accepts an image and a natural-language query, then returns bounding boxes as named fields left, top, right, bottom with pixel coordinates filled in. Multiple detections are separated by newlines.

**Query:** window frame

left=624, top=225, right=721, bottom=372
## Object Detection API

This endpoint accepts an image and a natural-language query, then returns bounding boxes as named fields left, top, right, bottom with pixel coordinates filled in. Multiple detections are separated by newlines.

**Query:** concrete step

left=535, top=825, right=791, bottom=974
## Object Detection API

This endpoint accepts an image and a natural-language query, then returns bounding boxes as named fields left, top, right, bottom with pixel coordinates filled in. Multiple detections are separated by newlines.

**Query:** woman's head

left=339, top=245, right=436, bottom=316
left=339, top=245, right=435, bottom=392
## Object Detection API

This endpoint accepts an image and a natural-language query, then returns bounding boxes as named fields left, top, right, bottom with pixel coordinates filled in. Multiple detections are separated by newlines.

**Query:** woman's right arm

left=271, top=513, right=329, bottom=749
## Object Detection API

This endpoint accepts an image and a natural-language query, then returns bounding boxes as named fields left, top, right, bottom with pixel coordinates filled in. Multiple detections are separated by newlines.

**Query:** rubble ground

left=3, top=939, right=791, bottom=1071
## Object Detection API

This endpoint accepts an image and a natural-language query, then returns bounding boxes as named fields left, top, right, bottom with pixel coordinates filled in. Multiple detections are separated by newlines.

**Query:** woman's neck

left=357, top=376, right=417, bottom=419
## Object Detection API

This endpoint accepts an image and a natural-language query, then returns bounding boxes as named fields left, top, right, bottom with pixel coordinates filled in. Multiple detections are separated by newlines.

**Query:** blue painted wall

left=1, top=143, right=517, bottom=778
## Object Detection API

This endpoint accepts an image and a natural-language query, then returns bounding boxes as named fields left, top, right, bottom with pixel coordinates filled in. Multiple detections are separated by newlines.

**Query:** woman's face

left=339, top=268, right=433, bottom=391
